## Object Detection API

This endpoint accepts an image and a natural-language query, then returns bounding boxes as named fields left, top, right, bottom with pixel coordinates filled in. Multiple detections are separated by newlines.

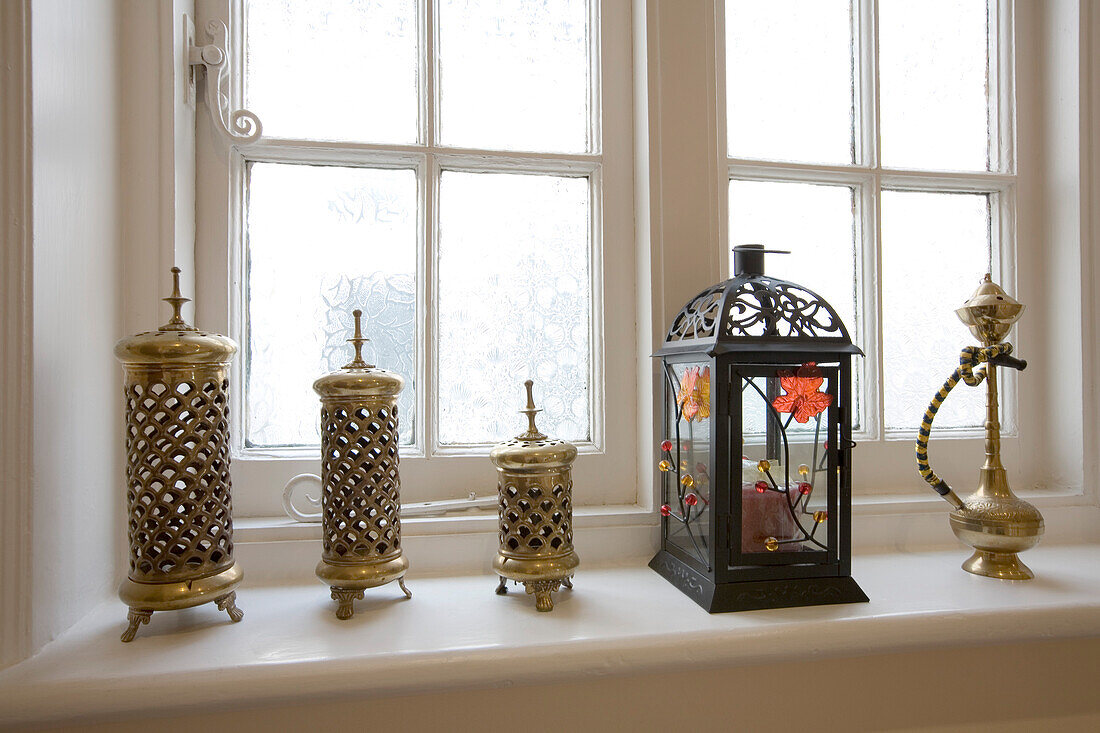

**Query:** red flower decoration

left=685, top=493, right=698, bottom=507
left=755, top=480, right=769, bottom=493
left=798, top=482, right=812, bottom=496
left=660, top=504, right=671, bottom=517
left=772, top=362, right=833, bottom=424
left=660, top=440, right=673, bottom=453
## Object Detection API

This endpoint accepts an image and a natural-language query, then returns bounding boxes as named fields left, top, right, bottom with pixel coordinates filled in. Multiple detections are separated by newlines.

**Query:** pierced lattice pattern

left=125, top=378, right=234, bottom=582
left=498, top=475, right=573, bottom=556
left=666, top=284, right=724, bottom=342
left=321, top=402, right=402, bottom=560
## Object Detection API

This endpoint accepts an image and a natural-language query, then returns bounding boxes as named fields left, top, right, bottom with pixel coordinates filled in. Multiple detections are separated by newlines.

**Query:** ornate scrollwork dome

left=659, top=245, right=861, bottom=355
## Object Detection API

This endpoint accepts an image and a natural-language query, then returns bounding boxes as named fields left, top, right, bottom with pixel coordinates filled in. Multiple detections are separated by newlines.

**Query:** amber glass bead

left=658, top=460, right=672, bottom=472
left=680, top=474, right=695, bottom=488
left=757, top=460, right=770, bottom=473
left=764, top=537, right=780, bottom=552
left=814, top=510, right=828, bottom=524
left=798, top=464, right=810, bottom=476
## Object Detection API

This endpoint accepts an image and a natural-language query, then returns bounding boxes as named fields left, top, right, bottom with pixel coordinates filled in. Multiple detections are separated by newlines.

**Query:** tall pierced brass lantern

left=313, top=309, right=411, bottom=620
left=114, top=267, right=244, bottom=642
left=492, top=380, right=579, bottom=612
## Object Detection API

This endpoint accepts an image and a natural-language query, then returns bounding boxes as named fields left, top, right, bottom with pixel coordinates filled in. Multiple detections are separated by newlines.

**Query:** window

left=723, top=0, right=1016, bottom=449
left=195, top=0, right=637, bottom=514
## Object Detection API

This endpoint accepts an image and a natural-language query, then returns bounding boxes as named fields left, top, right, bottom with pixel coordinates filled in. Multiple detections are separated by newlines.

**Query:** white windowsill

left=3, top=543, right=1100, bottom=727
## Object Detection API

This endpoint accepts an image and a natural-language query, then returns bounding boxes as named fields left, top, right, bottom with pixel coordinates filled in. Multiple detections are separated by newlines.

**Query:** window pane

left=246, top=163, right=417, bottom=448
left=882, top=190, right=991, bottom=430
left=246, top=0, right=418, bottom=143
left=728, top=180, right=859, bottom=338
left=879, top=0, right=990, bottom=171
left=438, top=171, right=591, bottom=444
left=438, top=0, right=589, bottom=153
left=726, top=0, right=855, bottom=164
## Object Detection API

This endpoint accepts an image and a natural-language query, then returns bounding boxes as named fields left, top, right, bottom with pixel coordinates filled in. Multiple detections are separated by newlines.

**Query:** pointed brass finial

left=159, top=267, right=196, bottom=331
left=518, top=379, right=547, bottom=440
left=342, top=309, right=374, bottom=369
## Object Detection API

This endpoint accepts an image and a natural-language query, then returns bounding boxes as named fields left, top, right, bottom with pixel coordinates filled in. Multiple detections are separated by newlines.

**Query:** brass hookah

left=916, top=274, right=1043, bottom=579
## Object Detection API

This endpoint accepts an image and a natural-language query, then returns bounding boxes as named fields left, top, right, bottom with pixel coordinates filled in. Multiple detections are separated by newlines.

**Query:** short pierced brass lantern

left=651, top=245, right=868, bottom=612
left=491, top=380, right=578, bottom=612
left=114, top=267, right=243, bottom=642
left=313, top=309, right=411, bottom=620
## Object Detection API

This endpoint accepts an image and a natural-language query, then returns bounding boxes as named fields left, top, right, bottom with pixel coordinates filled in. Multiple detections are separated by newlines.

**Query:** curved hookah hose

left=915, top=343, right=1014, bottom=510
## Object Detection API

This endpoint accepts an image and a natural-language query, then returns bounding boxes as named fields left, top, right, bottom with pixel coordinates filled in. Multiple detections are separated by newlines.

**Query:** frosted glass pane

left=438, top=172, right=591, bottom=444
left=439, top=0, right=589, bottom=153
left=880, top=0, right=990, bottom=171
left=246, top=0, right=418, bottom=143
left=726, top=0, right=854, bottom=164
left=728, top=180, right=859, bottom=338
left=246, top=163, right=417, bottom=448
left=882, top=191, right=991, bottom=430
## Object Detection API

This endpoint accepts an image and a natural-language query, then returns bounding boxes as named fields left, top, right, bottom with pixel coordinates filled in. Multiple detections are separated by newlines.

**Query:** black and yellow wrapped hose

left=915, top=343, right=1026, bottom=508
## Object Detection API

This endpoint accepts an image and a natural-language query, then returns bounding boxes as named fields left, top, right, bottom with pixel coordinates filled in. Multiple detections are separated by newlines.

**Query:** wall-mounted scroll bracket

left=184, top=14, right=262, bottom=145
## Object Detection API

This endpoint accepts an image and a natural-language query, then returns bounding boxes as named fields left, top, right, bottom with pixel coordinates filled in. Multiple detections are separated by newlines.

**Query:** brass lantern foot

left=961, top=550, right=1034, bottom=580
left=121, top=609, right=152, bottom=642
left=331, top=588, right=366, bottom=620
left=215, top=591, right=245, bottom=622
left=118, top=563, right=243, bottom=642
left=525, top=580, right=563, bottom=612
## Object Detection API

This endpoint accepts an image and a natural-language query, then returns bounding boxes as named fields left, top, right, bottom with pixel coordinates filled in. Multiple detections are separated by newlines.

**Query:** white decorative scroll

left=282, top=473, right=496, bottom=523
left=187, top=17, right=262, bottom=145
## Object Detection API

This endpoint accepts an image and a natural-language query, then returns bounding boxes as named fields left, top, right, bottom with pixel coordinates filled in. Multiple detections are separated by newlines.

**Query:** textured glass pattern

left=726, top=0, right=854, bottom=164
left=246, top=163, right=417, bottom=448
left=665, top=362, right=712, bottom=565
left=437, top=171, right=591, bottom=445
left=882, top=190, right=991, bottom=430
left=728, top=180, right=858, bottom=341
left=246, top=0, right=418, bottom=143
left=880, top=0, right=990, bottom=171
left=438, top=0, right=589, bottom=153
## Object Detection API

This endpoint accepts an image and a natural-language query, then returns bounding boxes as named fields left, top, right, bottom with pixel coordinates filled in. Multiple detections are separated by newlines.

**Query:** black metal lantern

left=650, top=244, right=868, bottom=612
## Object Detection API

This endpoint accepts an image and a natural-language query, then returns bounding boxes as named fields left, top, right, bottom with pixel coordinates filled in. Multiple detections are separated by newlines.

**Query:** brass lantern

left=491, top=380, right=579, bottom=612
left=114, top=267, right=244, bottom=642
left=313, top=309, right=411, bottom=619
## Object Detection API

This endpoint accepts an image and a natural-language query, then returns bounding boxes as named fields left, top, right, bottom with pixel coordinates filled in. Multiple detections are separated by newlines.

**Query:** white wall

left=30, top=0, right=124, bottom=651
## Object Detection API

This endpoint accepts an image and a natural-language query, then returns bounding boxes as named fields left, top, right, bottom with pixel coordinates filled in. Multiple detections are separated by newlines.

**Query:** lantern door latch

left=184, top=14, right=262, bottom=145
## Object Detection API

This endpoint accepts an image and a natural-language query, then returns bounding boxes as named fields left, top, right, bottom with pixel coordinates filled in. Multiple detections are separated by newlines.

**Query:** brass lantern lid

left=115, top=267, right=237, bottom=365
left=490, top=380, right=578, bottom=471
left=955, top=273, right=1024, bottom=344
left=312, top=309, right=404, bottom=399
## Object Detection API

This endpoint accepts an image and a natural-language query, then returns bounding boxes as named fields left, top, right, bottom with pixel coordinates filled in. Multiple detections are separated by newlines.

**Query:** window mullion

left=868, top=0, right=885, bottom=443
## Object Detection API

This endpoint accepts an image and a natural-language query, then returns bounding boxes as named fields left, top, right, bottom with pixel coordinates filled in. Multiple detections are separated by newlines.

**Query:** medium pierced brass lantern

left=313, top=309, right=411, bottom=620
left=492, top=380, right=579, bottom=612
left=114, top=267, right=244, bottom=642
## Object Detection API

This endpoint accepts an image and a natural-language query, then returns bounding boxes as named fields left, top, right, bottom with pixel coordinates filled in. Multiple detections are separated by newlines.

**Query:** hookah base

left=961, top=550, right=1034, bottom=580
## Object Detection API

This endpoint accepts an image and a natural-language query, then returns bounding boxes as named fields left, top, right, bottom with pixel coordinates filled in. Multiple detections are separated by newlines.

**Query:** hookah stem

left=983, top=353, right=1004, bottom=473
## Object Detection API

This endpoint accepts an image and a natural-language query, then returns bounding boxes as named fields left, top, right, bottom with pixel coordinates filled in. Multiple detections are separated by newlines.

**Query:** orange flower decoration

left=772, top=362, right=833, bottom=423
left=677, top=366, right=711, bottom=422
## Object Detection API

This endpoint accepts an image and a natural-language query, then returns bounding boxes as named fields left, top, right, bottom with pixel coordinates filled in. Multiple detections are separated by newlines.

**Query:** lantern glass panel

left=663, top=361, right=713, bottom=567
left=733, top=365, right=837, bottom=568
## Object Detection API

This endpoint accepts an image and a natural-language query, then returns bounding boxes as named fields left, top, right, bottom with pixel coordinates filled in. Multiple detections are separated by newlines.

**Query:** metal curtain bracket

left=185, top=14, right=262, bottom=145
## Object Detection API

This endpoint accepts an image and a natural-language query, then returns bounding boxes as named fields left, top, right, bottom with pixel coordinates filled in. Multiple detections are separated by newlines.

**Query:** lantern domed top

left=656, top=245, right=861, bottom=356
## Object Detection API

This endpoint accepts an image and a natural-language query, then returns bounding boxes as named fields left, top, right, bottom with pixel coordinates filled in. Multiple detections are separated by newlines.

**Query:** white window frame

left=194, top=0, right=640, bottom=516
left=716, top=0, right=1021, bottom=492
